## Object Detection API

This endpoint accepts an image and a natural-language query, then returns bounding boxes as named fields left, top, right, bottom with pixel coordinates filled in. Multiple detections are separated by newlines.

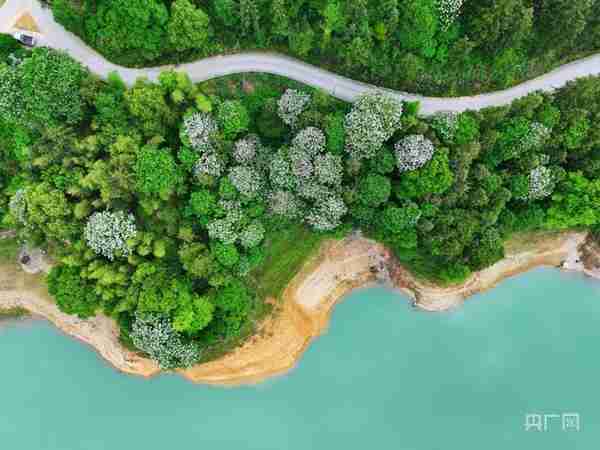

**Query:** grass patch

left=250, top=223, right=326, bottom=300
left=0, top=237, right=19, bottom=263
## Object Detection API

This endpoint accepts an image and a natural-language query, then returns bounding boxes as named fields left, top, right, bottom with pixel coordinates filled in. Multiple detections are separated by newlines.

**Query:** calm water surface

left=1, top=268, right=599, bottom=449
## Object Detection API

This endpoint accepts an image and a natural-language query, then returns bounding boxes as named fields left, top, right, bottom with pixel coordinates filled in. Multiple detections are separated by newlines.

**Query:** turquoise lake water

left=1, top=267, right=599, bottom=449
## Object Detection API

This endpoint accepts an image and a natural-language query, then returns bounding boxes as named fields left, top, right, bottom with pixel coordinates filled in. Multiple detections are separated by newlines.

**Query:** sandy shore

left=0, top=262, right=159, bottom=377
left=0, top=231, right=596, bottom=385
left=394, top=231, right=589, bottom=312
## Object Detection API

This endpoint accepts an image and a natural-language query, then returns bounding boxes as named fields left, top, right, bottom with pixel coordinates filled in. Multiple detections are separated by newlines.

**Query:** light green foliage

left=271, top=0, right=290, bottom=38
left=546, top=172, right=600, bottom=229
left=128, top=263, right=198, bottom=316
left=47, top=266, right=100, bottom=319
left=86, top=0, right=169, bottom=63
left=212, top=242, right=240, bottom=268
left=135, top=146, right=180, bottom=197
left=212, top=280, right=252, bottom=338
left=189, top=189, right=216, bottom=218
left=289, top=24, right=315, bottom=57
left=0, top=48, right=87, bottom=128
left=399, top=0, right=439, bottom=58
left=321, top=0, right=344, bottom=47
left=454, top=114, right=479, bottom=145
left=173, top=295, right=215, bottom=334
left=178, top=242, right=214, bottom=278
left=217, top=100, right=250, bottom=138
left=382, top=203, right=421, bottom=234
left=24, top=182, right=74, bottom=242
left=325, top=113, right=345, bottom=154
left=396, top=150, right=454, bottom=199
left=125, top=78, right=175, bottom=137
left=80, top=135, right=139, bottom=205
left=563, top=117, right=590, bottom=150
left=167, top=0, right=212, bottom=52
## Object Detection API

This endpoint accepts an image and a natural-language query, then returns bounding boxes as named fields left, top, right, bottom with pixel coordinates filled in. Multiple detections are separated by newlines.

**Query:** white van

left=13, top=31, right=37, bottom=47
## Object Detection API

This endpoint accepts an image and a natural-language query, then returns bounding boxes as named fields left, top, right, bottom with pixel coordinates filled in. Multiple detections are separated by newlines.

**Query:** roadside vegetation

left=47, top=0, right=600, bottom=96
left=2, top=39, right=600, bottom=368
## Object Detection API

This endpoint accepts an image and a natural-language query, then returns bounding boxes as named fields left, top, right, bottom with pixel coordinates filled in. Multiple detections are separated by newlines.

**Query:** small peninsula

left=3, top=0, right=600, bottom=386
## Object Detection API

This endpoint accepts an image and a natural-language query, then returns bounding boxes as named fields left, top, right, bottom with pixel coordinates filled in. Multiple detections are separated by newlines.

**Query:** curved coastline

left=0, top=231, right=595, bottom=386
left=2, top=1, right=600, bottom=115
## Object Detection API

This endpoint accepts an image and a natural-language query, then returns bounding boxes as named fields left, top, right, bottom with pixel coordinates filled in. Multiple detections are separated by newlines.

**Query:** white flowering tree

left=298, top=181, right=332, bottom=202
left=131, top=312, right=201, bottom=369
left=289, top=147, right=314, bottom=180
left=431, top=111, right=459, bottom=142
left=291, top=127, right=326, bottom=155
left=264, top=126, right=347, bottom=231
left=306, top=195, right=348, bottom=231
left=437, top=0, right=464, bottom=30
left=268, top=190, right=304, bottom=219
left=207, top=217, right=238, bottom=244
left=181, top=112, right=218, bottom=152
left=345, top=91, right=403, bottom=160
left=193, top=152, right=224, bottom=178
left=228, top=166, right=264, bottom=198
left=269, top=154, right=296, bottom=190
left=84, top=211, right=137, bottom=260
left=521, top=122, right=551, bottom=151
left=527, top=166, right=555, bottom=200
left=233, top=134, right=261, bottom=164
left=395, top=135, right=435, bottom=172
left=314, top=153, right=343, bottom=186
left=240, top=222, right=265, bottom=249
left=277, top=89, right=311, bottom=126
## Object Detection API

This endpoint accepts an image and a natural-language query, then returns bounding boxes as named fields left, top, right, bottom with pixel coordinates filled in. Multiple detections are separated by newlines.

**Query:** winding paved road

left=2, top=0, right=600, bottom=114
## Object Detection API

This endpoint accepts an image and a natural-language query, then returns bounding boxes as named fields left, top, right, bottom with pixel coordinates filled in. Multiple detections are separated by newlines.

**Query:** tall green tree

left=398, top=0, right=439, bottom=58
left=85, top=0, right=169, bottom=63
left=536, top=0, right=593, bottom=51
left=464, top=0, right=533, bottom=53
left=167, top=0, right=213, bottom=53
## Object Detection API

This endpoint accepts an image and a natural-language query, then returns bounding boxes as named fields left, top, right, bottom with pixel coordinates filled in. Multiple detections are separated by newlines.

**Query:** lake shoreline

left=0, top=231, right=596, bottom=386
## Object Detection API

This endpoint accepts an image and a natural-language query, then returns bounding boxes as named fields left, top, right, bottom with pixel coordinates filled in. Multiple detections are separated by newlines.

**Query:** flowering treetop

left=395, top=134, right=435, bottom=172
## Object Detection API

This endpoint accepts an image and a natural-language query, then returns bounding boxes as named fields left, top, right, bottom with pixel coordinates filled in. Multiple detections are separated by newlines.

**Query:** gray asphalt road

left=2, top=0, right=600, bottom=114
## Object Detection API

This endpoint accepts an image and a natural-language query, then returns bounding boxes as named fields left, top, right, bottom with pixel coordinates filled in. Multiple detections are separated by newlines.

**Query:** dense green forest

left=47, top=0, right=600, bottom=96
left=2, top=37, right=600, bottom=368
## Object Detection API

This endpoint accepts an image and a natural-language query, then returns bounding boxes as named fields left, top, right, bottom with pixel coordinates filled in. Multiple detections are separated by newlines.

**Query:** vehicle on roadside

left=13, top=31, right=36, bottom=47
